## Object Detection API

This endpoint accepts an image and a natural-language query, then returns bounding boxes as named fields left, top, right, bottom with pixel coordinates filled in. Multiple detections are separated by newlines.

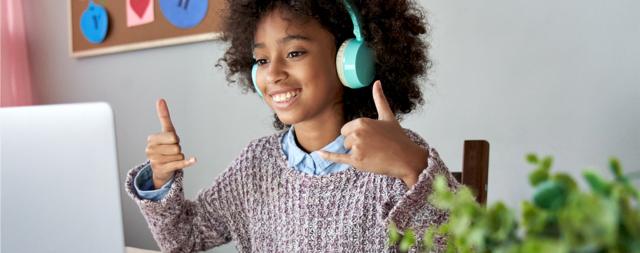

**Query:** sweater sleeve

left=385, top=129, right=460, bottom=253
left=124, top=157, right=244, bottom=253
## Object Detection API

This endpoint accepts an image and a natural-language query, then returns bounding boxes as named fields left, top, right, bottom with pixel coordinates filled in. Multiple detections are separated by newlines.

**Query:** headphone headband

left=342, top=0, right=363, bottom=41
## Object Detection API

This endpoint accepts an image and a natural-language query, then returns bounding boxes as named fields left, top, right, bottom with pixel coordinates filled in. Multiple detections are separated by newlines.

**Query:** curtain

left=1, top=0, right=33, bottom=107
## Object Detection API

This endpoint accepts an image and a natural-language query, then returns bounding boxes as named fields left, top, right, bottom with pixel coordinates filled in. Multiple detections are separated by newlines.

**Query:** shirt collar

left=281, top=126, right=350, bottom=170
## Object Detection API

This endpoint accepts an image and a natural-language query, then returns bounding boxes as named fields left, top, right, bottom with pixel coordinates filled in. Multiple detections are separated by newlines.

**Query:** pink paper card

left=127, top=0, right=154, bottom=27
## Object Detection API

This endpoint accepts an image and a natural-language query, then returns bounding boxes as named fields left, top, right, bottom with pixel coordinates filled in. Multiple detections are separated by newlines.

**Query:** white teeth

left=272, top=90, right=299, bottom=102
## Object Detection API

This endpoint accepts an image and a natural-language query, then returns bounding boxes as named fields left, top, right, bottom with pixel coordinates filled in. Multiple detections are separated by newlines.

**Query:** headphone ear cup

left=335, top=39, right=375, bottom=89
left=336, top=40, right=349, bottom=88
left=251, top=64, right=263, bottom=97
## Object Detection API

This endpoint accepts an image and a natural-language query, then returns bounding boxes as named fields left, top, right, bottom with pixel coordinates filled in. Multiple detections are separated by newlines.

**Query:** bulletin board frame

left=68, top=0, right=225, bottom=58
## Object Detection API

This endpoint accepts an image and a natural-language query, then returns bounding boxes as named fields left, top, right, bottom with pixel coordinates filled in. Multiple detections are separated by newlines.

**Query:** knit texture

left=125, top=129, right=459, bottom=252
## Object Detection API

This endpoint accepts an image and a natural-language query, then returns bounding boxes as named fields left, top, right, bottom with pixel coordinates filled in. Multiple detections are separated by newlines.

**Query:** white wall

left=414, top=0, right=640, bottom=205
left=22, top=0, right=639, bottom=251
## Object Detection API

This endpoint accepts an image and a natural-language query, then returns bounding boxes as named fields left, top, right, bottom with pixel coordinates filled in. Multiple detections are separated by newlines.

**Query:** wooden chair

left=450, top=140, right=490, bottom=205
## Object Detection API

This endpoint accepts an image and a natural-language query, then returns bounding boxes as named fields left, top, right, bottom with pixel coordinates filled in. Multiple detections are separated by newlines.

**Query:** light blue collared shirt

left=133, top=163, right=175, bottom=201
left=281, top=126, right=351, bottom=176
left=134, top=127, right=351, bottom=200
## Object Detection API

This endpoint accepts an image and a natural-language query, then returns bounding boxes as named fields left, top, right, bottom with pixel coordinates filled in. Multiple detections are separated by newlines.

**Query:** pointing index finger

left=156, top=98, right=175, bottom=133
left=318, top=151, right=352, bottom=166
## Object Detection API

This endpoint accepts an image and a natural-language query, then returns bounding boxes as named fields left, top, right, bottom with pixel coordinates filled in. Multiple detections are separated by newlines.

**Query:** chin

left=274, top=113, right=300, bottom=126
left=276, top=116, right=297, bottom=126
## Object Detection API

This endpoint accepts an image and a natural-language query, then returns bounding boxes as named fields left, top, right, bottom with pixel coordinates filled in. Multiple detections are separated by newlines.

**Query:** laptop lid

left=0, top=102, right=125, bottom=253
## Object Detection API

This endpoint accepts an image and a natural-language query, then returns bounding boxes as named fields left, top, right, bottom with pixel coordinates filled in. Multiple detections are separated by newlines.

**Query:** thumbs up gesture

left=319, top=81, right=428, bottom=187
left=145, top=99, right=196, bottom=189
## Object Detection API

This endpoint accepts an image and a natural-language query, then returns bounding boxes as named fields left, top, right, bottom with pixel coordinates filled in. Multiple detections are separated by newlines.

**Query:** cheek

left=305, top=60, right=340, bottom=89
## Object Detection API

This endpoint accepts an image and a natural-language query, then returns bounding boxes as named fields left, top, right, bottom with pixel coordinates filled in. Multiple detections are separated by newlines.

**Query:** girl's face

left=253, top=8, right=344, bottom=127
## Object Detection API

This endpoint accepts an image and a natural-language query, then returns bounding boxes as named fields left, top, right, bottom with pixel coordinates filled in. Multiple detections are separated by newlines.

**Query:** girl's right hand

left=145, top=98, right=197, bottom=189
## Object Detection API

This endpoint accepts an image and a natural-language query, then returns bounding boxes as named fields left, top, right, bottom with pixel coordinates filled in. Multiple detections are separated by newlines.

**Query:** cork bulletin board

left=69, top=0, right=227, bottom=58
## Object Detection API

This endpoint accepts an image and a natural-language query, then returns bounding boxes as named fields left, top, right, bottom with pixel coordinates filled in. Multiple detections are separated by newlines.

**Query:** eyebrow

left=253, top=34, right=312, bottom=49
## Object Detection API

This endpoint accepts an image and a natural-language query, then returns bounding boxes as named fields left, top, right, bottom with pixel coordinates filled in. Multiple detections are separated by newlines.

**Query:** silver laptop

left=0, top=102, right=125, bottom=253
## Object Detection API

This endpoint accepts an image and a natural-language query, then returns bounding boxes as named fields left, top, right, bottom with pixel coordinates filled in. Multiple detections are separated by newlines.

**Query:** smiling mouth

left=271, top=89, right=301, bottom=103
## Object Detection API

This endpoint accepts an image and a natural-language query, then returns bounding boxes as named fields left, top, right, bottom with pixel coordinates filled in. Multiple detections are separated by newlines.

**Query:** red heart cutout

left=130, top=0, right=150, bottom=18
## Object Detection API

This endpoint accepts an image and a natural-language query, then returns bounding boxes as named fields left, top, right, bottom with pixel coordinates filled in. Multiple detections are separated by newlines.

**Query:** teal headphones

left=251, top=0, right=375, bottom=97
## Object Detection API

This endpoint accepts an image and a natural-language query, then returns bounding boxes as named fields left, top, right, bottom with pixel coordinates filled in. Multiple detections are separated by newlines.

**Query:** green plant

left=389, top=154, right=640, bottom=253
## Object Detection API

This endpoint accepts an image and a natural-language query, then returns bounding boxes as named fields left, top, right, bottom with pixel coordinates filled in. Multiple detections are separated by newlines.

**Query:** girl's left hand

left=318, top=80, right=428, bottom=186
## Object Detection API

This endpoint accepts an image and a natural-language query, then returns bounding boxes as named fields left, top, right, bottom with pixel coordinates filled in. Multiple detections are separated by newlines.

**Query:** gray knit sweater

left=125, top=129, right=459, bottom=253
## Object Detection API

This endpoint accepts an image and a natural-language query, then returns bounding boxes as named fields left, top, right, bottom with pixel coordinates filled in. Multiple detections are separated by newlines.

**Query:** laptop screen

left=0, top=102, right=125, bottom=253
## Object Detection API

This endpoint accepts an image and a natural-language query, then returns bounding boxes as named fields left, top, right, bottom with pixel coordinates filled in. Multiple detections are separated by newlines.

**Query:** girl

left=126, top=0, right=459, bottom=252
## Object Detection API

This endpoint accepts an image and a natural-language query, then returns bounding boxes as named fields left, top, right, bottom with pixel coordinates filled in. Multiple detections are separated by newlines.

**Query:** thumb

left=317, top=151, right=352, bottom=165
left=156, top=98, right=176, bottom=133
left=372, top=80, right=395, bottom=121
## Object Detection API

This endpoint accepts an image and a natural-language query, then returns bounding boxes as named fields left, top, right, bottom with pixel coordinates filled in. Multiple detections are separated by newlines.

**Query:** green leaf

left=526, top=153, right=539, bottom=164
left=540, top=156, right=553, bottom=171
left=529, top=168, right=549, bottom=187
left=557, top=194, right=618, bottom=249
left=529, top=155, right=553, bottom=186
left=433, top=174, right=449, bottom=192
left=422, top=227, right=437, bottom=252
left=485, top=203, right=517, bottom=241
left=522, top=201, right=549, bottom=234
left=429, top=175, right=474, bottom=211
left=388, top=222, right=401, bottom=245
left=609, top=157, right=624, bottom=180
left=399, top=229, right=416, bottom=252
left=532, top=180, right=567, bottom=211
left=583, top=170, right=611, bottom=196
left=456, top=186, right=479, bottom=206
left=520, top=237, right=569, bottom=253
left=552, top=173, right=578, bottom=192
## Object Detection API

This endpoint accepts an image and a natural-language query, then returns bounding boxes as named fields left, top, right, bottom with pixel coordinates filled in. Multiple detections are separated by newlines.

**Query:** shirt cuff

left=133, top=163, right=174, bottom=201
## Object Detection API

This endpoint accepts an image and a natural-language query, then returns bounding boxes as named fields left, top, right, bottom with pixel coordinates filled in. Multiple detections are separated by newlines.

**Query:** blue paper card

left=80, top=1, right=109, bottom=44
left=159, top=0, right=208, bottom=29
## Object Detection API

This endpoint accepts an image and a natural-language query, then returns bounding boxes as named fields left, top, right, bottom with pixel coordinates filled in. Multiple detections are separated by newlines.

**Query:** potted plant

left=389, top=154, right=640, bottom=253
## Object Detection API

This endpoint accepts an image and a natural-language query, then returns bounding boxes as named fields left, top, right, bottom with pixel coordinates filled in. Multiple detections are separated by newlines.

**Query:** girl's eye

left=287, top=51, right=306, bottom=58
left=255, top=51, right=305, bottom=66
left=255, top=59, right=268, bottom=66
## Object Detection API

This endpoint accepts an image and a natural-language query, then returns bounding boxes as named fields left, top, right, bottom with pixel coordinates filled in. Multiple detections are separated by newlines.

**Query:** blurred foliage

left=389, top=154, right=640, bottom=253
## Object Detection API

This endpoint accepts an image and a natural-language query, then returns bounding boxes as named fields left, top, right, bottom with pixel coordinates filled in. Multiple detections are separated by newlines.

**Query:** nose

left=264, top=57, right=287, bottom=86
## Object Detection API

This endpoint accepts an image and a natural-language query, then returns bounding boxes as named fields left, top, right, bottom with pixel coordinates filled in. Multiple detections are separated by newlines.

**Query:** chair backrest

left=451, top=140, right=490, bottom=204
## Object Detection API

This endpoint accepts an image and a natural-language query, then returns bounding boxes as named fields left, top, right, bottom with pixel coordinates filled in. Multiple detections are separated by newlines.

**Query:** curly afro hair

left=217, top=0, right=432, bottom=130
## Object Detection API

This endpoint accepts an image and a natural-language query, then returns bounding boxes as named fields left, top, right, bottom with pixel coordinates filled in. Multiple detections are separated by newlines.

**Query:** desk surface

left=126, top=247, right=161, bottom=253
